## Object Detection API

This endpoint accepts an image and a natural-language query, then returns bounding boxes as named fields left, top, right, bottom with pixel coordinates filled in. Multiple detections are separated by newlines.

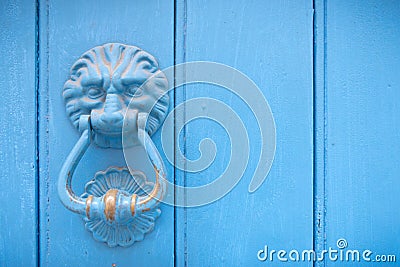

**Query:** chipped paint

left=130, top=194, right=137, bottom=216
left=137, top=166, right=162, bottom=206
left=104, top=189, right=118, bottom=221
left=85, top=195, right=93, bottom=219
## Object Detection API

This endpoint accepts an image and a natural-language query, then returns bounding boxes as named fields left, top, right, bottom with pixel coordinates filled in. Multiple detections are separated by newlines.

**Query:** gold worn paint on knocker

left=58, top=43, right=169, bottom=247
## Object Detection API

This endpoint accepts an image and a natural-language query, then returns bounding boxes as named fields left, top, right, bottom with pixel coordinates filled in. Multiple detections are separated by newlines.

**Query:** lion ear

left=136, top=54, right=158, bottom=72
left=131, top=51, right=159, bottom=79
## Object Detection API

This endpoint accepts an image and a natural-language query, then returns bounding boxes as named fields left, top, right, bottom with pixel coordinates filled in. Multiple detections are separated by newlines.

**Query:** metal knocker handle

left=58, top=114, right=167, bottom=247
left=59, top=43, right=169, bottom=247
left=58, top=114, right=167, bottom=215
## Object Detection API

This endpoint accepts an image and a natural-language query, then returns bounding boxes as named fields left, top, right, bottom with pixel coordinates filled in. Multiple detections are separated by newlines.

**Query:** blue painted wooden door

left=0, top=0, right=399, bottom=266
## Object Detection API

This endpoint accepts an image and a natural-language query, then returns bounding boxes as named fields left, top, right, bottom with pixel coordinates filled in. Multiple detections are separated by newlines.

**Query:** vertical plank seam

left=173, top=0, right=177, bottom=266
left=45, top=1, right=50, bottom=263
left=323, top=0, right=328, bottom=264
left=182, top=2, right=188, bottom=266
left=37, top=0, right=50, bottom=265
left=322, top=0, right=328, bottom=265
left=181, top=1, right=188, bottom=266
left=174, top=1, right=188, bottom=266
left=313, top=0, right=327, bottom=266
left=312, top=1, right=318, bottom=264
left=34, top=0, right=40, bottom=266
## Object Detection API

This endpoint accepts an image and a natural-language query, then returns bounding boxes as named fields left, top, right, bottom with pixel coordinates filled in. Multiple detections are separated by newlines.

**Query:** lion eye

left=87, top=87, right=105, bottom=99
left=125, top=85, right=143, bottom=97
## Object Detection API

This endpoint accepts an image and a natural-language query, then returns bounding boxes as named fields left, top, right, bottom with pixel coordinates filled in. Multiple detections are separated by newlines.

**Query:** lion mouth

left=94, top=127, right=123, bottom=135
left=91, top=111, right=124, bottom=136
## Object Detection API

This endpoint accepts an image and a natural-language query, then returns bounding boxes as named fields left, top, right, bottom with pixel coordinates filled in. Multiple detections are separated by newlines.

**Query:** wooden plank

left=324, top=0, right=400, bottom=265
left=38, top=1, right=174, bottom=266
left=0, top=0, right=38, bottom=266
left=175, top=0, right=314, bottom=265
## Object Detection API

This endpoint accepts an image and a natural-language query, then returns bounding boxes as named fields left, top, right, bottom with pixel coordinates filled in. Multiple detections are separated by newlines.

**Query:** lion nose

left=103, top=94, right=122, bottom=114
left=100, top=94, right=124, bottom=124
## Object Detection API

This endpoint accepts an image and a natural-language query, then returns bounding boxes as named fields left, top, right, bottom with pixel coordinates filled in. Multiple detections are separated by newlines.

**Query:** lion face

left=63, top=43, right=169, bottom=148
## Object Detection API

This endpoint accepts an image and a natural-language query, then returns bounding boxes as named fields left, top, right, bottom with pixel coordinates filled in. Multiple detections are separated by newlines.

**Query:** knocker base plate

left=81, top=167, right=161, bottom=247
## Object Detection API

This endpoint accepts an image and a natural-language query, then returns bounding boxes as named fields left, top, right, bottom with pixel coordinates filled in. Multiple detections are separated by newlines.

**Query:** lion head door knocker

left=58, top=43, right=169, bottom=247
